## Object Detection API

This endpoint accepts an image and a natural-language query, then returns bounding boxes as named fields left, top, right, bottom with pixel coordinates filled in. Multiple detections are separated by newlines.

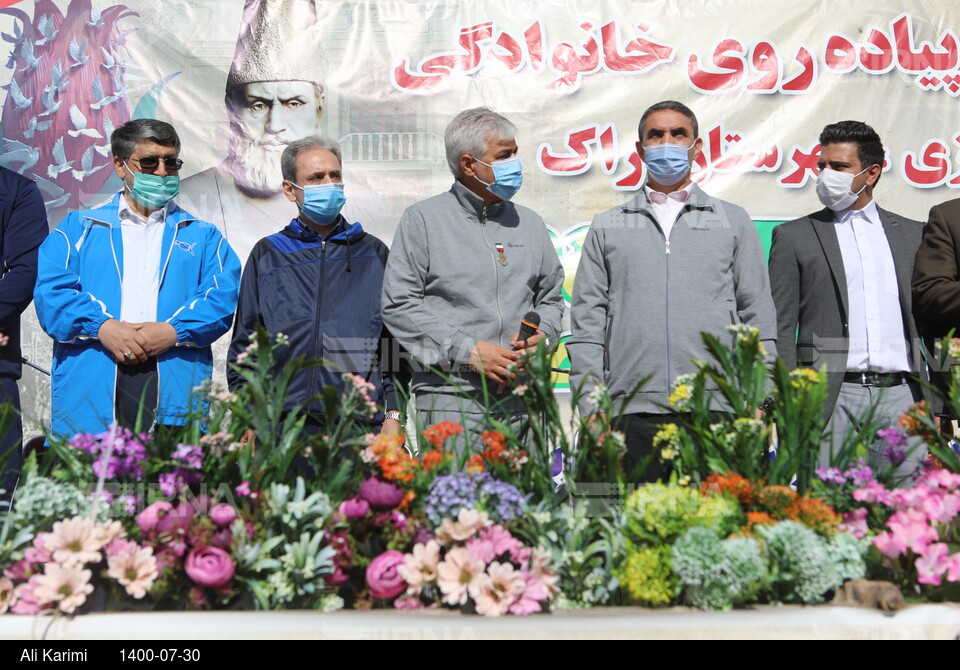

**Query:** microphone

left=517, top=311, right=541, bottom=345
left=498, top=312, right=540, bottom=393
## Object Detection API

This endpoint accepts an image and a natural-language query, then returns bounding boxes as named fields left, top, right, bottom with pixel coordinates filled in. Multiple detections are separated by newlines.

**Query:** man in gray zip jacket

left=382, top=108, right=564, bottom=449
left=567, top=101, right=777, bottom=482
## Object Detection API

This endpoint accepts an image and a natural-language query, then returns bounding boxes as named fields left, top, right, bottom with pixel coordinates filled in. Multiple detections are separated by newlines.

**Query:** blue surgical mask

left=123, top=162, right=180, bottom=209
left=473, top=156, right=523, bottom=201
left=642, top=143, right=694, bottom=186
left=292, top=182, right=346, bottom=225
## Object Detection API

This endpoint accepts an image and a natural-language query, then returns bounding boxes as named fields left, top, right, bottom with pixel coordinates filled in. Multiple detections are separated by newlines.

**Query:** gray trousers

left=823, top=381, right=926, bottom=480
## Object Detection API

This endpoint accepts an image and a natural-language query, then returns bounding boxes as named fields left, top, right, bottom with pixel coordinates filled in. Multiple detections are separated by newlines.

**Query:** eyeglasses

left=129, top=156, right=184, bottom=171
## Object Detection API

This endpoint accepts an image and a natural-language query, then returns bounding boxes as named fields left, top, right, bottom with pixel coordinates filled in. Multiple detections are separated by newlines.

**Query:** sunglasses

left=129, top=156, right=184, bottom=171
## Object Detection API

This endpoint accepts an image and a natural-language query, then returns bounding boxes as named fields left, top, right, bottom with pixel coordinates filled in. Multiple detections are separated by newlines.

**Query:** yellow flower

left=652, top=423, right=679, bottom=448
left=789, top=367, right=821, bottom=390
left=660, top=446, right=678, bottom=461
left=668, top=383, right=692, bottom=408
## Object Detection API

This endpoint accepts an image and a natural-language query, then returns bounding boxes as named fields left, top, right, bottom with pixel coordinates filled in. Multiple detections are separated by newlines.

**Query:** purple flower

left=158, top=469, right=202, bottom=497
left=844, top=459, right=875, bottom=488
left=816, top=466, right=846, bottom=486
left=877, top=427, right=908, bottom=448
left=358, top=477, right=405, bottom=510
left=423, top=472, right=529, bottom=524
left=68, top=426, right=149, bottom=481
left=172, top=443, right=204, bottom=470
left=883, top=444, right=906, bottom=465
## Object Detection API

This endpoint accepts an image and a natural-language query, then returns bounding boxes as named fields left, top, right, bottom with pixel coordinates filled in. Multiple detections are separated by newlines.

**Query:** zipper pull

left=321, top=240, right=326, bottom=253
left=665, top=240, right=671, bottom=255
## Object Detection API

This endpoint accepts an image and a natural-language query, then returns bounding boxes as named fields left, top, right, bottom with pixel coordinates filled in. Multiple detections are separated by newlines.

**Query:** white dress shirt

left=834, top=200, right=911, bottom=372
left=117, top=196, right=169, bottom=324
left=644, top=183, right=692, bottom=240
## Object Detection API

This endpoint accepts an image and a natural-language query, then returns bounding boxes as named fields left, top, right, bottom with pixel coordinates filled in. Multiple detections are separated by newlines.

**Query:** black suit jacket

left=769, top=205, right=925, bottom=421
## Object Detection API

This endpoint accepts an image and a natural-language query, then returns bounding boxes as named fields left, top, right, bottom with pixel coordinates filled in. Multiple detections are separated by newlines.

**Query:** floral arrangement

left=1, top=516, right=156, bottom=615
left=392, top=508, right=558, bottom=616
left=3, top=327, right=959, bottom=619
left=618, top=476, right=868, bottom=609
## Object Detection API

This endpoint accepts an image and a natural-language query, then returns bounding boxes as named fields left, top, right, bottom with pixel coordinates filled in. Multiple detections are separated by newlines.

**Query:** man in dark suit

left=769, top=120, right=926, bottom=477
left=0, top=168, right=49, bottom=504
left=913, top=198, right=960, bottom=420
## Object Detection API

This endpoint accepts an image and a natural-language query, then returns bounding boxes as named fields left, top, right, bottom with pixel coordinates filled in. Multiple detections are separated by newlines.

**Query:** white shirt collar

left=117, top=192, right=173, bottom=225
left=834, top=199, right=880, bottom=226
left=644, top=182, right=693, bottom=205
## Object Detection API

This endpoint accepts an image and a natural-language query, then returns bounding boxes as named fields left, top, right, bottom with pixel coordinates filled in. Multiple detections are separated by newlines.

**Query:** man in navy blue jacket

left=0, top=168, right=49, bottom=503
left=228, top=136, right=398, bottom=435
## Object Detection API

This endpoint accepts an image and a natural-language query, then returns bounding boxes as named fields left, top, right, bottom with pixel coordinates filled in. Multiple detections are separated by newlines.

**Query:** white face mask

left=815, top=166, right=870, bottom=211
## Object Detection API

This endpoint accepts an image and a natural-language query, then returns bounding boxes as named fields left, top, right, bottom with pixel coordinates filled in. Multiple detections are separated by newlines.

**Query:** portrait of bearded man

left=180, top=0, right=394, bottom=261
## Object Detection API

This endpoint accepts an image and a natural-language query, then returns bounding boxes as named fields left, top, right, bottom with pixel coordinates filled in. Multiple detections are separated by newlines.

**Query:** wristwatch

left=383, top=410, right=401, bottom=422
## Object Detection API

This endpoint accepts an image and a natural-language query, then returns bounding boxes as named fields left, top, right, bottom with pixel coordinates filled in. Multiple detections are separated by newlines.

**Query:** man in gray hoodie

left=382, top=108, right=565, bottom=449
left=567, top=100, right=777, bottom=482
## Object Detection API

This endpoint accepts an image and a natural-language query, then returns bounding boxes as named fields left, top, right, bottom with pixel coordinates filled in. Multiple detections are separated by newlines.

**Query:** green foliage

left=671, top=527, right=765, bottom=610
left=623, top=483, right=743, bottom=546
left=233, top=477, right=338, bottom=610
left=824, top=532, right=869, bottom=583
left=511, top=499, right=624, bottom=608
left=757, top=521, right=844, bottom=604
left=617, top=545, right=678, bottom=606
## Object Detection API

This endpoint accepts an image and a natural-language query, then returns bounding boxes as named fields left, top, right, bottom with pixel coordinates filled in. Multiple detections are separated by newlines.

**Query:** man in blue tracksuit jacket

left=228, top=135, right=398, bottom=435
left=34, top=120, right=241, bottom=441
left=0, top=168, right=49, bottom=501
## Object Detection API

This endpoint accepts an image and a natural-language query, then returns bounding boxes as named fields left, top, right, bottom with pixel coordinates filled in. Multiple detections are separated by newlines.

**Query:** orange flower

left=701, top=471, right=753, bottom=505
left=745, top=511, right=776, bottom=531
left=422, top=450, right=443, bottom=472
left=785, top=497, right=839, bottom=531
left=466, top=454, right=484, bottom=473
left=481, top=430, right=507, bottom=463
left=375, top=437, right=417, bottom=483
left=899, top=401, right=936, bottom=441
left=422, top=422, right=464, bottom=448
left=756, top=485, right=798, bottom=517
left=397, top=489, right=417, bottom=512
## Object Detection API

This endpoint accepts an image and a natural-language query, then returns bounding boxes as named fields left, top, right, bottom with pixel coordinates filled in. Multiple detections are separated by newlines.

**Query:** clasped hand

left=98, top=319, right=178, bottom=364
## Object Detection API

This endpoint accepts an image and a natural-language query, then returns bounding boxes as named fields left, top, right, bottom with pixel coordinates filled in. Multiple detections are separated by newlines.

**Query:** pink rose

left=358, top=477, right=404, bottom=510
left=338, top=497, right=370, bottom=520
left=156, top=503, right=193, bottom=536
left=210, top=503, right=237, bottom=528
left=210, top=528, right=233, bottom=551
left=184, top=546, right=235, bottom=589
left=366, top=550, right=407, bottom=600
left=136, top=501, right=174, bottom=535
left=325, top=566, right=350, bottom=586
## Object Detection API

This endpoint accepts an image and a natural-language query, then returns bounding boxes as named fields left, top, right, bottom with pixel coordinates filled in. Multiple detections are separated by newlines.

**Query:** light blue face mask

left=124, top=162, right=180, bottom=209
left=642, top=143, right=694, bottom=186
left=473, top=156, right=524, bottom=201
left=293, top=182, right=347, bottom=225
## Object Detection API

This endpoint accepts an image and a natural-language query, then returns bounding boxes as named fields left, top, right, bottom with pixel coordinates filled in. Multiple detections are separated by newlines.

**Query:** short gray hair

left=111, top=119, right=181, bottom=159
left=638, top=100, right=699, bottom=140
left=444, top=107, right=516, bottom=178
left=281, top=135, right=342, bottom=182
